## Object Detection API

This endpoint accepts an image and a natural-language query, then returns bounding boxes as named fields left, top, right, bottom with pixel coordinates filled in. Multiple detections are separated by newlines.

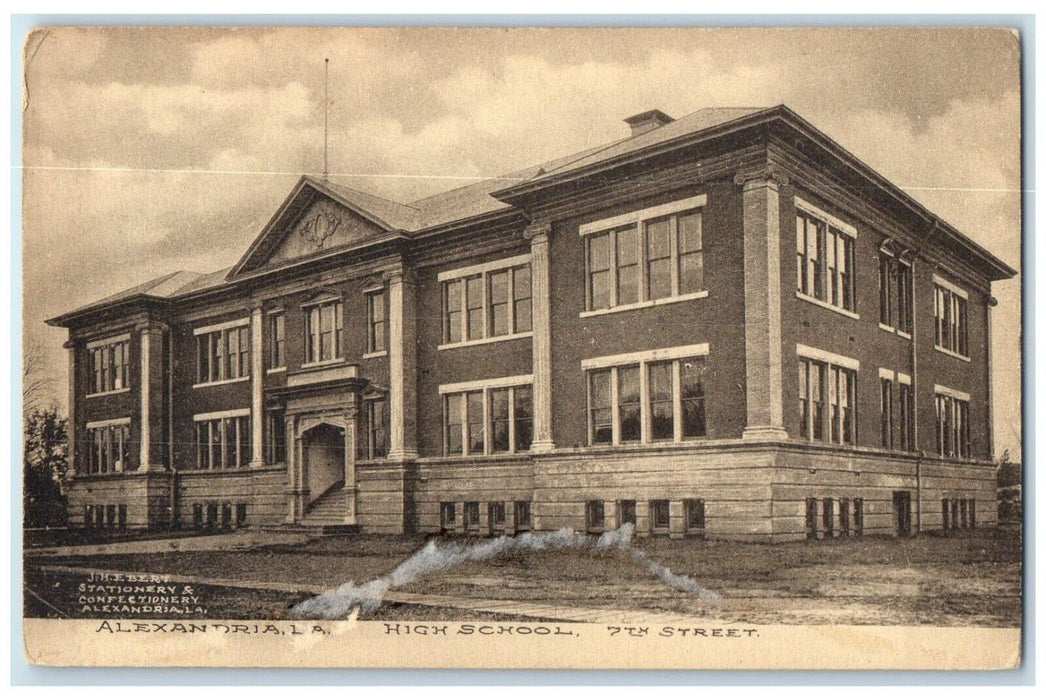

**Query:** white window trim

left=796, top=343, right=860, bottom=371
left=266, top=366, right=287, bottom=374
left=362, top=350, right=389, bottom=360
left=438, top=253, right=532, bottom=282
left=193, top=317, right=250, bottom=336
left=439, top=374, right=534, bottom=395
left=878, top=368, right=912, bottom=385
left=579, top=195, right=708, bottom=235
left=794, top=197, right=857, bottom=237
left=193, top=376, right=250, bottom=390
left=362, top=285, right=385, bottom=295
left=193, top=408, right=251, bottom=422
left=796, top=291, right=861, bottom=320
left=934, top=384, right=972, bottom=402
left=581, top=343, right=710, bottom=371
left=300, top=357, right=347, bottom=370
left=579, top=290, right=709, bottom=318
left=933, top=273, right=969, bottom=300
left=85, top=417, right=132, bottom=429
left=301, top=294, right=344, bottom=309
left=438, top=330, right=533, bottom=351
left=86, top=387, right=131, bottom=399
left=86, top=333, right=131, bottom=350
left=935, top=345, right=972, bottom=363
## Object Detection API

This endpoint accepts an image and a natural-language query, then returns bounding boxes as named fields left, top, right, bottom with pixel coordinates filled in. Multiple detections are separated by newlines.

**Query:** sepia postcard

left=21, top=25, right=1023, bottom=670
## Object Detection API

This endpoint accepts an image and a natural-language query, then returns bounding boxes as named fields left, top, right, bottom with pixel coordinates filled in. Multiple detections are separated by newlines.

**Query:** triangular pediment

left=229, top=176, right=413, bottom=278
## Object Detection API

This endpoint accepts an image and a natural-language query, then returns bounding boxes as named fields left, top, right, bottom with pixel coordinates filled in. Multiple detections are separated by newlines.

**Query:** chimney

left=624, top=109, right=675, bottom=137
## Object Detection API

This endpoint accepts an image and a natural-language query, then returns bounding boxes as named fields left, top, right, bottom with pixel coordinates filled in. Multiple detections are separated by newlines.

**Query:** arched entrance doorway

left=303, top=423, right=345, bottom=504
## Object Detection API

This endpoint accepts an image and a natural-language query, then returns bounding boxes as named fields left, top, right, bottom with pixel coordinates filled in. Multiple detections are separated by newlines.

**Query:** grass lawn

left=26, top=529, right=1022, bottom=626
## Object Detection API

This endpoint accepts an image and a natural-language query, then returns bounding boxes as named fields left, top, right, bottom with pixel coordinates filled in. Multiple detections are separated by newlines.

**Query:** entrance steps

left=265, top=482, right=360, bottom=537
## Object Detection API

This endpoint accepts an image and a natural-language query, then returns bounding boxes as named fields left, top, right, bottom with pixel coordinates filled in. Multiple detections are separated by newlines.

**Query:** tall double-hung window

left=87, top=335, right=131, bottom=395
left=193, top=410, right=251, bottom=470
left=933, top=275, right=969, bottom=359
left=584, top=345, right=708, bottom=445
left=935, top=385, right=971, bottom=459
left=441, top=377, right=533, bottom=456
left=795, top=199, right=857, bottom=314
left=85, top=418, right=131, bottom=474
left=440, top=255, right=532, bottom=346
left=582, top=195, right=706, bottom=313
left=195, top=320, right=250, bottom=385
left=879, top=250, right=914, bottom=334
left=797, top=345, right=858, bottom=445
left=304, top=297, right=343, bottom=364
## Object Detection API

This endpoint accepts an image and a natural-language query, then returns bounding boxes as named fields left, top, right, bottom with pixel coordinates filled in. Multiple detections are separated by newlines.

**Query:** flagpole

left=323, top=57, right=329, bottom=180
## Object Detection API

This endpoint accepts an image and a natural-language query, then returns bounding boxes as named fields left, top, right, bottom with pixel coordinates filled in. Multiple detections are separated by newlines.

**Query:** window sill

left=438, top=331, right=533, bottom=351
left=934, top=345, right=971, bottom=363
left=266, top=367, right=286, bottom=375
left=300, top=358, right=346, bottom=370
left=878, top=323, right=913, bottom=340
left=85, top=388, right=130, bottom=399
left=580, top=290, right=709, bottom=318
left=362, top=350, right=388, bottom=360
left=193, top=376, right=250, bottom=389
left=796, top=292, right=860, bottom=320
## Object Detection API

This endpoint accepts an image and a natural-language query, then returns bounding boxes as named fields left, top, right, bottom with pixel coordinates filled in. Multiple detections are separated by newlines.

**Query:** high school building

left=48, top=105, right=1015, bottom=541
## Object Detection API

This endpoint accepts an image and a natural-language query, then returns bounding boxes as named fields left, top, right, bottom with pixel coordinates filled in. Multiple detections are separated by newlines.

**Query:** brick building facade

left=47, top=105, right=1015, bottom=541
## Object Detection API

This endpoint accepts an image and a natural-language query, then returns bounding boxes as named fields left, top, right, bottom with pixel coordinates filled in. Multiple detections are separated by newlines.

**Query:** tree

left=24, top=405, right=68, bottom=528
left=23, top=336, right=55, bottom=415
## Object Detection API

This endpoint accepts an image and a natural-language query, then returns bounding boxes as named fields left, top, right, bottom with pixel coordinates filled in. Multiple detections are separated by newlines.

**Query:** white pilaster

left=137, top=324, right=162, bottom=471
left=249, top=304, right=265, bottom=467
left=527, top=224, right=555, bottom=452
left=64, top=340, right=77, bottom=476
left=387, top=269, right=418, bottom=460
left=737, top=167, right=789, bottom=441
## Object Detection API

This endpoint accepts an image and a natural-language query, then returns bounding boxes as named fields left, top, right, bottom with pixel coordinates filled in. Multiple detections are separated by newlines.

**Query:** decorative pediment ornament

left=733, top=165, right=790, bottom=189
left=299, top=207, right=343, bottom=249
left=522, top=221, right=552, bottom=241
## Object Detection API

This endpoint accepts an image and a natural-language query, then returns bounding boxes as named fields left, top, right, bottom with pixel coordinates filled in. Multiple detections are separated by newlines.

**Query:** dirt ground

left=25, top=529, right=1022, bottom=627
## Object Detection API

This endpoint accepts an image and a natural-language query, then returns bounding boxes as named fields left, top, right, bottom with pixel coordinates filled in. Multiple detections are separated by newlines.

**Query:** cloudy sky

left=22, top=26, right=1022, bottom=458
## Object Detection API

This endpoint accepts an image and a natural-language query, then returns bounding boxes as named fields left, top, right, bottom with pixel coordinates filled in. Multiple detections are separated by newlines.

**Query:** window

left=880, top=377, right=894, bottom=449
left=364, top=398, right=388, bottom=459
left=490, top=501, right=506, bottom=525
left=684, top=499, right=705, bottom=533
left=651, top=499, right=671, bottom=530
left=196, top=323, right=250, bottom=384
left=440, top=502, right=456, bottom=531
left=619, top=500, right=637, bottom=526
left=839, top=498, right=851, bottom=537
left=589, top=369, right=613, bottom=445
left=192, top=503, right=203, bottom=529
left=305, top=299, right=343, bottom=364
left=942, top=498, right=952, bottom=532
left=118, top=504, right=127, bottom=529
left=443, top=280, right=463, bottom=344
left=795, top=205, right=856, bottom=312
left=440, top=258, right=532, bottom=345
left=268, top=314, right=285, bottom=369
left=879, top=253, right=913, bottom=333
left=798, top=354, right=856, bottom=445
left=88, top=337, right=130, bottom=395
left=969, top=500, right=976, bottom=529
left=935, top=390, right=971, bottom=458
left=236, top=503, right=248, bottom=527
left=934, top=279, right=969, bottom=357
left=464, top=501, right=480, bottom=532
left=366, top=291, right=386, bottom=354
left=442, top=381, right=533, bottom=456
left=514, top=501, right=532, bottom=529
left=86, top=422, right=130, bottom=474
left=106, top=505, right=116, bottom=529
left=585, top=351, right=708, bottom=446
left=617, top=366, right=641, bottom=442
left=583, top=199, right=705, bottom=312
left=806, top=498, right=818, bottom=539
left=586, top=500, right=605, bottom=532
left=822, top=498, right=835, bottom=537
left=899, top=382, right=914, bottom=452
left=194, top=414, right=251, bottom=470
left=266, top=409, right=286, bottom=464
